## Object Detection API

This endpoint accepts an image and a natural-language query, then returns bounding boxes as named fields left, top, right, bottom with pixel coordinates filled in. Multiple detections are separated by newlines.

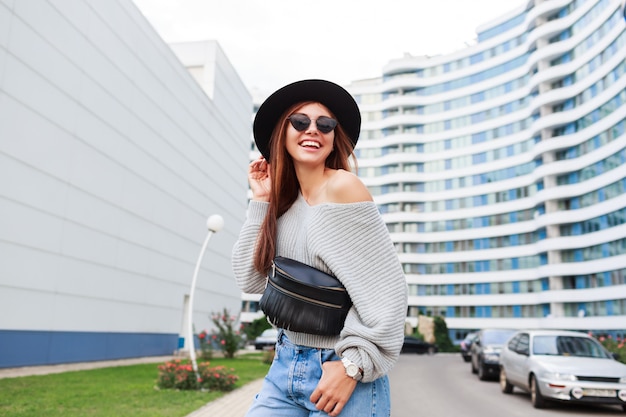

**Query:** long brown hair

left=253, top=101, right=358, bottom=273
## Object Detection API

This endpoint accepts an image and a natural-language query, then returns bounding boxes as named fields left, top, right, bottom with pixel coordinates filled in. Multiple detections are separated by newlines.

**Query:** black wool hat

left=253, top=79, right=361, bottom=160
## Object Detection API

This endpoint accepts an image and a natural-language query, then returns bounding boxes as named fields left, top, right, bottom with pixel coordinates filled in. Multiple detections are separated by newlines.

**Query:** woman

left=232, top=79, right=407, bottom=417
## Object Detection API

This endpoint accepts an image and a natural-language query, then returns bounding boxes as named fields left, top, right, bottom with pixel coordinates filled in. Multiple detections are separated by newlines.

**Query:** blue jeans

left=245, top=330, right=391, bottom=417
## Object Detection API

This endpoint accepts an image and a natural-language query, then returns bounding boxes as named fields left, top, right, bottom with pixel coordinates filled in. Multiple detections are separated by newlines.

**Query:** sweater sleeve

left=231, top=201, right=270, bottom=294
left=309, top=203, right=408, bottom=382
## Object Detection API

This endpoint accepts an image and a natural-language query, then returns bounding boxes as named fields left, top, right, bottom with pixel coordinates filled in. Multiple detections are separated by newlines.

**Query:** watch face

left=342, top=357, right=362, bottom=380
left=347, top=364, right=358, bottom=376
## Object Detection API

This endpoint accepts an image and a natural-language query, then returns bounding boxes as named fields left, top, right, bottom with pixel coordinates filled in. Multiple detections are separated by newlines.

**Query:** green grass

left=0, top=353, right=270, bottom=417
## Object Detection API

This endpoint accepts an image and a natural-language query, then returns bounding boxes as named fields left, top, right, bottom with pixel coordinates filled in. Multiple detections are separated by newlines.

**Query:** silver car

left=254, top=328, right=279, bottom=350
left=500, top=329, right=626, bottom=411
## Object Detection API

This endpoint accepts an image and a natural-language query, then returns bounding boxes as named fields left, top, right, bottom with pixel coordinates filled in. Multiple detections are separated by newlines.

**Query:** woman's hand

left=310, top=360, right=357, bottom=417
left=248, top=156, right=271, bottom=202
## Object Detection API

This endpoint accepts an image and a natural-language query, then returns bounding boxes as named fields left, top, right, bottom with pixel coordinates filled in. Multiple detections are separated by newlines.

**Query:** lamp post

left=187, top=214, right=224, bottom=383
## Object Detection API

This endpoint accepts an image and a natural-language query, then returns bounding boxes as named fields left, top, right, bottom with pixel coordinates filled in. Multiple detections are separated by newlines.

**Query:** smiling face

left=285, top=102, right=335, bottom=166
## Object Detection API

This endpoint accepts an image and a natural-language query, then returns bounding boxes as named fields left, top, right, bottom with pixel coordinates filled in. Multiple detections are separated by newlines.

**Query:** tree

left=433, top=316, right=456, bottom=352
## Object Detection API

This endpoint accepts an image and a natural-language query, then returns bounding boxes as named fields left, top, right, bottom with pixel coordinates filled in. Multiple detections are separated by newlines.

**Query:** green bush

left=197, top=330, right=214, bottom=360
left=411, top=328, right=425, bottom=341
left=595, top=334, right=626, bottom=364
left=208, top=308, right=245, bottom=359
left=243, top=315, right=273, bottom=342
left=156, top=359, right=238, bottom=391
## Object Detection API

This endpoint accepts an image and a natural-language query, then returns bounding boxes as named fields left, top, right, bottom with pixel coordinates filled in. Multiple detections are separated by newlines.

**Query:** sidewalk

left=185, top=378, right=262, bottom=417
left=0, top=356, right=173, bottom=379
left=0, top=355, right=262, bottom=417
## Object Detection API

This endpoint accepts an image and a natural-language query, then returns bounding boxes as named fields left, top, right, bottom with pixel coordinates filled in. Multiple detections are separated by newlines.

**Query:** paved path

left=185, top=378, right=262, bottom=417
left=0, top=356, right=173, bottom=379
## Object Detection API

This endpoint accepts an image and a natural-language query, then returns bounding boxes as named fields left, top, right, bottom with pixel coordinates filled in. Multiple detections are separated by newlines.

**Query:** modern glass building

left=348, top=0, right=626, bottom=342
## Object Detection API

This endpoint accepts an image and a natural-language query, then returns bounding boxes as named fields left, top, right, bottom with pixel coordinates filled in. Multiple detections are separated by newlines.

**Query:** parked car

left=254, top=328, right=279, bottom=350
left=500, top=329, right=626, bottom=411
left=460, top=332, right=477, bottom=362
left=401, top=336, right=438, bottom=355
left=470, top=328, right=516, bottom=380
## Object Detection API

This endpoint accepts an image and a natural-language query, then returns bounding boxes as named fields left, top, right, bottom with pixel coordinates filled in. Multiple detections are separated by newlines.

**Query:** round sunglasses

left=287, top=114, right=338, bottom=134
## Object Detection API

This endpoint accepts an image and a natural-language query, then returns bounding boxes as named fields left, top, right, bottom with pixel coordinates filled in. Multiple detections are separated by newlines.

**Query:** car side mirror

left=612, top=352, right=620, bottom=361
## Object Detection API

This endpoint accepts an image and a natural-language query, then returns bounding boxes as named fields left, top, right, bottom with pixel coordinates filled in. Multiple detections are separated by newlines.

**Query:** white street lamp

left=187, top=214, right=224, bottom=383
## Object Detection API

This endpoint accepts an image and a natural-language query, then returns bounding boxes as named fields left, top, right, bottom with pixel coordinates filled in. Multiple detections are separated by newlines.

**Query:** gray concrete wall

left=0, top=0, right=251, bottom=366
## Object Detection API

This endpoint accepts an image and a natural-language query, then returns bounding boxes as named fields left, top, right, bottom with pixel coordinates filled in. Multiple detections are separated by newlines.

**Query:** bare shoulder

left=326, top=169, right=373, bottom=204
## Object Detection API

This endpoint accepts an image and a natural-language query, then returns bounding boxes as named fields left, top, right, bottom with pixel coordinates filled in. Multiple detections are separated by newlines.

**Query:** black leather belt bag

left=259, top=256, right=352, bottom=336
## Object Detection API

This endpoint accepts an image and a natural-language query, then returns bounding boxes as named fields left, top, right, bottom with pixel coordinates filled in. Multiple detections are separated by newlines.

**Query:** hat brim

left=253, top=79, right=361, bottom=160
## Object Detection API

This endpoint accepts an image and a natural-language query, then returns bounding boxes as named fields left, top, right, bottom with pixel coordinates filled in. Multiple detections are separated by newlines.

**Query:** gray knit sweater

left=232, top=193, right=408, bottom=382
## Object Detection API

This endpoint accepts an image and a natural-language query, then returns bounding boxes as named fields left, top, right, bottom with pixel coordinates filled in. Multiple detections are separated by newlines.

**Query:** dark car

left=470, top=328, right=516, bottom=380
left=401, top=336, right=438, bottom=355
left=460, top=332, right=477, bottom=362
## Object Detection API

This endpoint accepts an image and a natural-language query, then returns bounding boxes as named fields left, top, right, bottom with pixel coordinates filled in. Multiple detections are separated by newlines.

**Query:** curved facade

left=349, top=0, right=626, bottom=342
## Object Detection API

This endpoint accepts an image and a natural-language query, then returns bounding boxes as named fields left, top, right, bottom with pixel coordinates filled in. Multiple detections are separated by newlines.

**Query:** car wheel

left=500, top=367, right=513, bottom=394
left=477, top=361, right=488, bottom=381
left=530, top=374, right=547, bottom=409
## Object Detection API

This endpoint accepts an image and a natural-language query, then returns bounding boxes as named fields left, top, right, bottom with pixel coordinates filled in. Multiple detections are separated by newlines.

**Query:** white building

left=0, top=1, right=251, bottom=367
left=348, top=0, right=626, bottom=341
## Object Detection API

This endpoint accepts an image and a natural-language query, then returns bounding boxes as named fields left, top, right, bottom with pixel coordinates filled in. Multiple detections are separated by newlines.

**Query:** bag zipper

left=267, top=278, right=344, bottom=309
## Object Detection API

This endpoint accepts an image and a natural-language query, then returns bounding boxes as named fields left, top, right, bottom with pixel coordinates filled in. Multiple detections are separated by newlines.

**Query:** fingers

left=248, top=155, right=271, bottom=201
left=310, top=361, right=356, bottom=416
left=249, top=155, right=266, bottom=167
left=311, top=395, right=345, bottom=417
left=326, top=400, right=345, bottom=417
left=310, top=389, right=337, bottom=416
left=249, top=156, right=269, bottom=175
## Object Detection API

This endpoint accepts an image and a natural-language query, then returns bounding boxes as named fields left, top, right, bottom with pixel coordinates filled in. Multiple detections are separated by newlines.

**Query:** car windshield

left=463, top=333, right=476, bottom=342
left=532, top=336, right=611, bottom=358
left=261, top=329, right=277, bottom=337
left=482, top=330, right=513, bottom=344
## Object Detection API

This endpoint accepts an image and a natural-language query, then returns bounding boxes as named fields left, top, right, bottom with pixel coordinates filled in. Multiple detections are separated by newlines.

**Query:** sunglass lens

left=316, top=117, right=337, bottom=133
left=288, top=114, right=310, bottom=131
left=288, top=114, right=337, bottom=133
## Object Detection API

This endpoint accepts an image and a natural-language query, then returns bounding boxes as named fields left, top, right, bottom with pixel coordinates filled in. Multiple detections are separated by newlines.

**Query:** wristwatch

left=341, top=357, right=363, bottom=381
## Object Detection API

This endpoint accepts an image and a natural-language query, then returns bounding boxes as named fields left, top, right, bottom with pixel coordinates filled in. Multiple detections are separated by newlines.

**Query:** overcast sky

left=132, top=0, right=527, bottom=97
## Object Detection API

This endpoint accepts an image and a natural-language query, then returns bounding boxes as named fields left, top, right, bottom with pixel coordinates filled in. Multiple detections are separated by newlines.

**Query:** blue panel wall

left=0, top=330, right=177, bottom=368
